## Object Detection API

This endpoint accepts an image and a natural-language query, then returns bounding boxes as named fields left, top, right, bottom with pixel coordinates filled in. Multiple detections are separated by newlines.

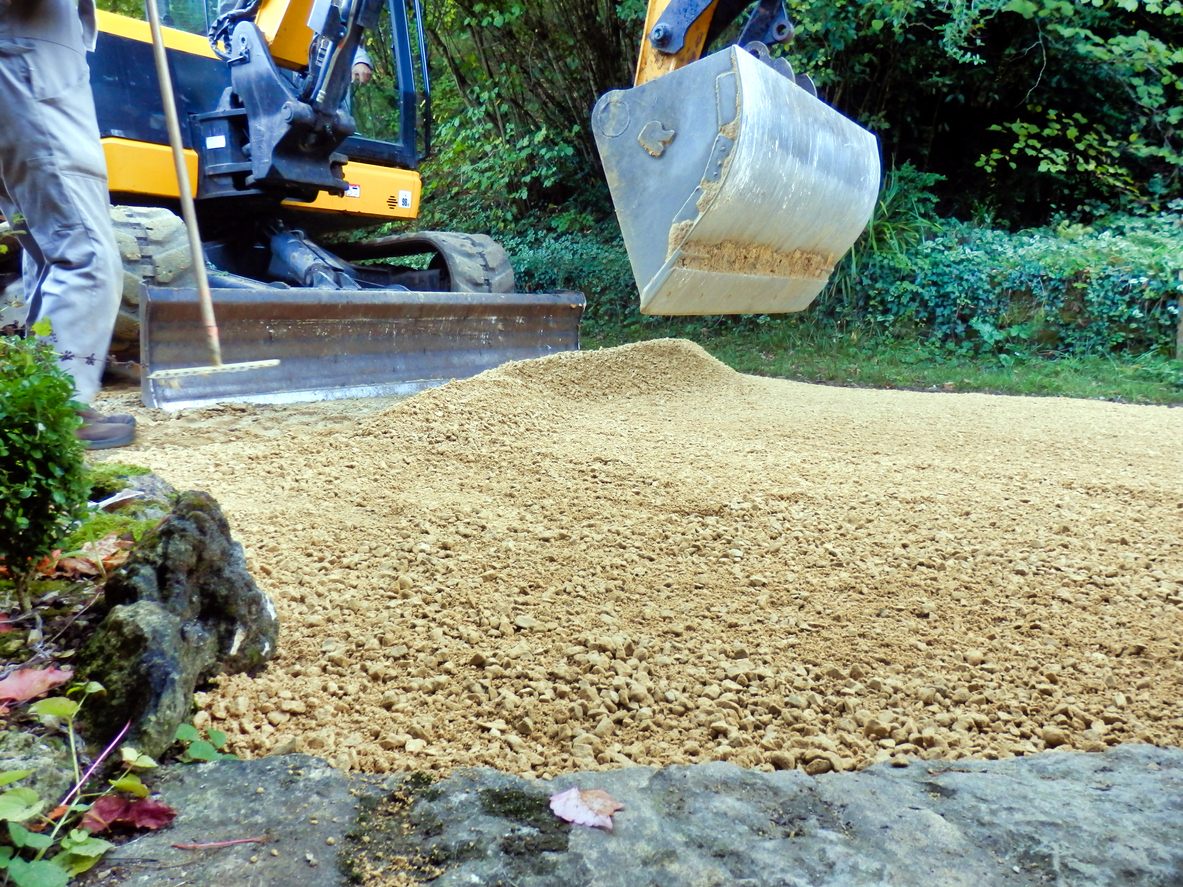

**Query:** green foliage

left=173, top=723, right=237, bottom=762
left=499, top=222, right=636, bottom=328
left=0, top=328, right=87, bottom=601
left=420, top=97, right=583, bottom=230
left=830, top=163, right=948, bottom=310
left=816, top=203, right=1183, bottom=359
left=0, top=683, right=131, bottom=886
left=778, top=0, right=1183, bottom=222
left=95, top=0, right=147, bottom=18
left=416, top=0, right=636, bottom=227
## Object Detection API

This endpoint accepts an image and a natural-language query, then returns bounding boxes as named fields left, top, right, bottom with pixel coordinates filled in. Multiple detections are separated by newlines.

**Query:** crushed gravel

left=95, top=339, right=1183, bottom=778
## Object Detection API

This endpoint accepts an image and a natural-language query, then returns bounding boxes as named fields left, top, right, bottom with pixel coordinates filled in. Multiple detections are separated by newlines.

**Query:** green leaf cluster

left=499, top=221, right=637, bottom=329
left=174, top=723, right=237, bottom=762
left=0, top=683, right=145, bottom=886
left=775, top=0, right=1183, bottom=221
left=817, top=204, right=1183, bottom=359
left=0, top=330, right=87, bottom=597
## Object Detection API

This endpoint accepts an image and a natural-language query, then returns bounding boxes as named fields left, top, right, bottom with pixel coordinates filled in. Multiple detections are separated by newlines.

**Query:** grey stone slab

left=96, top=755, right=360, bottom=886
left=389, top=746, right=1183, bottom=887
left=87, top=745, right=1183, bottom=887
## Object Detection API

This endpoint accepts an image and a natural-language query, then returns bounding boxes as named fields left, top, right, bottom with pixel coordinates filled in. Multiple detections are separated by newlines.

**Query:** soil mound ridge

left=368, top=338, right=751, bottom=437
left=481, top=338, right=749, bottom=401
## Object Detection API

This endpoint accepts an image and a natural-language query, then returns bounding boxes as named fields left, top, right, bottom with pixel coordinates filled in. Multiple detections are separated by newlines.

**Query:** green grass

left=583, top=318, right=1183, bottom=405
left=58, top=461, right=160, bottom=551
left=59, top=512, right=160, bottom=553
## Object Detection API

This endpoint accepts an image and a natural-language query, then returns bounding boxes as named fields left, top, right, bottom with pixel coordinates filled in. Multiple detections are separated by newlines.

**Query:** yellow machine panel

left=255, top=0, right=317, bottom=69
left=96, top=10, right=216, bottom=58
left=103, top=137, right=420, bottom=220
left=103, top=138, right=199, bottom=198
left=285, top=166, right=422, bottom=219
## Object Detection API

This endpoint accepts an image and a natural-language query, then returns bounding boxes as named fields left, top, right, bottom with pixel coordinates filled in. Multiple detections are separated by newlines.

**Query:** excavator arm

left=85, top=0, right=582, bottom=409
left=199, top=0, right=405, bottom=201
left=635, top=0, right=793, bottom=85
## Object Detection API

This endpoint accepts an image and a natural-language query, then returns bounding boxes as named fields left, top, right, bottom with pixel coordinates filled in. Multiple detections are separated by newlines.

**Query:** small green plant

left=0, top=322, right=88, bottom=610
left=174, top=723, right=237, bottom=763
left=0, top=683, right=174, bottom=886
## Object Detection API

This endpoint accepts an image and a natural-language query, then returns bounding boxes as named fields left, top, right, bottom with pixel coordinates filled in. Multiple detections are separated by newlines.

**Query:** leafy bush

left=0, top=327, right=87, bottom=602
left=420, top=99, right=585, bottom=232
left=499, top=224, right=636, bottom=329
left=816, top=205, right=1183, bottom=359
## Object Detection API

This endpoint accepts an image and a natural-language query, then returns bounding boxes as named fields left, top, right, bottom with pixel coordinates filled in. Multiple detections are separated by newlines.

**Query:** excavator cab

left=593, top=0, right=880, bottom=315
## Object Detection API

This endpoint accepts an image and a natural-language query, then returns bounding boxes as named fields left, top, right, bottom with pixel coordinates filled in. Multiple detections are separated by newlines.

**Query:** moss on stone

left=479, top=787, right=553, bottom=828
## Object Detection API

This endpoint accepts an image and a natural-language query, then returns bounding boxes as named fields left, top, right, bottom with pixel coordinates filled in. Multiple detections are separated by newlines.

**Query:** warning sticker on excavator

left=345, top=183, right=361, bottom=198
left=398, top=189, right=412, bottom=208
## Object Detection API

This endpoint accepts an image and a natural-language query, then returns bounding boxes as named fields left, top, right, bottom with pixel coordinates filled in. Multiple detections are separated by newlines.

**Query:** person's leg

left=0, top=37, right=121, bottom=405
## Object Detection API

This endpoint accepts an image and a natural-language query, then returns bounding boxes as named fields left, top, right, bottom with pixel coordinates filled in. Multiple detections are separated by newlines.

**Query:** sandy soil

left=94, top=340, right=1183, bottom=779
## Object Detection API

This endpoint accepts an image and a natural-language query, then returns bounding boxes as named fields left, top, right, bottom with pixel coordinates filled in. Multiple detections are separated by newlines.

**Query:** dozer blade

left=593, top=46, right=880, bottom=315
left=140, top=286, right=585, bottom=410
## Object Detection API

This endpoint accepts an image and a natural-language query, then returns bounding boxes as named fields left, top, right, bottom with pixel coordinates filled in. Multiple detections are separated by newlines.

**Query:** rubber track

left=109, top=206, right=194, bottom=358
left=422, top=231, right=515, bottom=293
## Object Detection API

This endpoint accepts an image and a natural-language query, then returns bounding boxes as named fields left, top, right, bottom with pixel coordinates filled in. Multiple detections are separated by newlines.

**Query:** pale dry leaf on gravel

left=0, top=666, right=73, bottom=705
left=549, top=787, right=625, bottom=830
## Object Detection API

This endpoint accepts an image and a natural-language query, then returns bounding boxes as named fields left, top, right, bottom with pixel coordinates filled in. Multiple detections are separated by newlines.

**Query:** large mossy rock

left=77, top=491, right=278, bottom=757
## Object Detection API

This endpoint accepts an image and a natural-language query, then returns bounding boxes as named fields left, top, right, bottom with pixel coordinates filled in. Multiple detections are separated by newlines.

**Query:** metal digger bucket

left=593, top=46, right=880, bottom=315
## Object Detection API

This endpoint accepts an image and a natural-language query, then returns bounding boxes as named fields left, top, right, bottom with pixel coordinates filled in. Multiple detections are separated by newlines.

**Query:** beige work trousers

left=0, top=4, right=120, bottom=403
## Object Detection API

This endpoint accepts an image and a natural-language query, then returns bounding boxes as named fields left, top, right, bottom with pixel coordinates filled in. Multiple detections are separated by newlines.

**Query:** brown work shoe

left=76, top=419, right=136, bottom=450
left=78, top=406, right=136, bottom=427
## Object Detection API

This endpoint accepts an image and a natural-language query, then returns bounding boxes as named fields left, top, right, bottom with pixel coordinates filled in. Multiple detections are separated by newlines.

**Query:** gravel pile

left=103, top=339, right=1183, bottom=778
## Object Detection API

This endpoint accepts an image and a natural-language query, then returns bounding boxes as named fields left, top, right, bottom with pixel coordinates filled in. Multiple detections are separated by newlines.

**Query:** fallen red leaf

left=34, top=550, right=63, bottom=577
left=81, top=796, right=176, bottom=834
left=0, top=666, right=73, bottom=705
left=27, top=534, right=136, bottom=581
left=0, top=613, right=13, bottom=634
left=123, top=799, right=177, bottom=830
left=80, top=796, right=128, bottom=834
left=47, top=805, right=69, bottom=820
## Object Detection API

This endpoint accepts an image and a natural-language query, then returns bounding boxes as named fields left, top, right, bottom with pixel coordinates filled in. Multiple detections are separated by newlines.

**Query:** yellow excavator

left=1, top=0, right=878, bottom=408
